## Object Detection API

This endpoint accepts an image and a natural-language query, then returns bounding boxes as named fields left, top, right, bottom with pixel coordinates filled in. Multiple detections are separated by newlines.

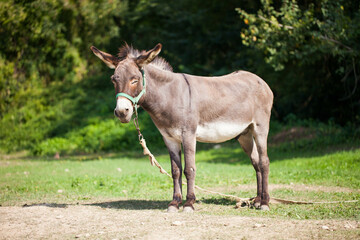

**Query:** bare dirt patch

left=270, top=127, right=316, bottom=144
left=1, top=204, right=359, bottom=240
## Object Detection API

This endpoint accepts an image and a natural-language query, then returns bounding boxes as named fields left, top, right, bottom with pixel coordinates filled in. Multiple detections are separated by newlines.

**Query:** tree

left=237, top=0, right=360, bottom=123
left=0, top=0, right=127, bottom=151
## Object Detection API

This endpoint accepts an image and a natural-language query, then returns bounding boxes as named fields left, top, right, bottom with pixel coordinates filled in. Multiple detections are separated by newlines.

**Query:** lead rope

left=133, top=106, right=172, bottom=178
left=132, top=110, right=359, bottom=207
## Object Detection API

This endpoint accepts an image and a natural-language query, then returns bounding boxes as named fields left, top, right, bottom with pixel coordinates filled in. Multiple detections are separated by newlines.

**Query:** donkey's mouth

left=114, top=109, right=132, bottom=123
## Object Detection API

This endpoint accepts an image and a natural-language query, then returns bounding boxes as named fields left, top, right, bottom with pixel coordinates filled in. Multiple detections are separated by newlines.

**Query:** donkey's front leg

left=182, top=133, right=197, bottom=212
left=164, top=137, right=182, bottom=212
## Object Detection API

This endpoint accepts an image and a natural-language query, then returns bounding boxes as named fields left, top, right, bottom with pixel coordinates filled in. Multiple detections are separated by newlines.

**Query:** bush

left=33, top=118, right=141, bottom=156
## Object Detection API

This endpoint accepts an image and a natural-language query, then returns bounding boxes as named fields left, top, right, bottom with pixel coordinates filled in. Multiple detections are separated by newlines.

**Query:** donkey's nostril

left=114, top=109, right=119, bottom=117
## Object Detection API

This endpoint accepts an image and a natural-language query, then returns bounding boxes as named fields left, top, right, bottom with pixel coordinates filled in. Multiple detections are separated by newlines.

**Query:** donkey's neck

left=146, top=64, right=175, bottom=83
left=140, top=65, right=190, bottom=120
left=141, top=65, right=176, bottom=111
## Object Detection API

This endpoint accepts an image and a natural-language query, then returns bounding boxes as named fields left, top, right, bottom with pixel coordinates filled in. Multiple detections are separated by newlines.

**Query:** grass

left=1, top=142, right=359, bottom=220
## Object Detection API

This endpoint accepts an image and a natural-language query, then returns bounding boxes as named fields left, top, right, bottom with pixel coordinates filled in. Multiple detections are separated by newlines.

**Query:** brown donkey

left=91, top=43, right=273, bottom=212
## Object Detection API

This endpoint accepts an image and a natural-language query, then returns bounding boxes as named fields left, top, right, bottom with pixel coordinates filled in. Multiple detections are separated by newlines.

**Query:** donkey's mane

left=118, top=43, right=173, bottom=72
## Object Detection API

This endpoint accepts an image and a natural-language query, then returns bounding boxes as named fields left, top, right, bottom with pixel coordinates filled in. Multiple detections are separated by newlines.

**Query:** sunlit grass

left=0, top=148, right=359, bottom=220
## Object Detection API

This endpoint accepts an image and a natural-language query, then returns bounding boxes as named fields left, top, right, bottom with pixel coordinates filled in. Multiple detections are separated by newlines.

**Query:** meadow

left=1, top=130, right=359, bottom=221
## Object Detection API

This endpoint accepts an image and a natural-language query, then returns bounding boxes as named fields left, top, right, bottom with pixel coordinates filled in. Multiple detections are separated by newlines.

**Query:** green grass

left=1, top=146, right=359, bottom=220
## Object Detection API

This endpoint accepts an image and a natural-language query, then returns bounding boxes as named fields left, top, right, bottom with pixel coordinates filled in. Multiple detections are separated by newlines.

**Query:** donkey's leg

left=163, top=137, right=182, bottom=212
left=238, top=129, right=262, bottom=209
left=182, top=134, right=197, bottom=212
left=253, top=125, right=271, bottom=211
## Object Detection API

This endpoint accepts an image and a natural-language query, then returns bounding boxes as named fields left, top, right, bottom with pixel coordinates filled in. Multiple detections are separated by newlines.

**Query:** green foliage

left=0, top=0, right=129, bottom=153
left=237, top=0, right=359, bottom=71
left=32, top=111, right=165, bottom=156
left=34, top=119, right=131, bottom=155
left=1, top=0, right=359, bottom=154
left=237, top=0, right=360, bottom=122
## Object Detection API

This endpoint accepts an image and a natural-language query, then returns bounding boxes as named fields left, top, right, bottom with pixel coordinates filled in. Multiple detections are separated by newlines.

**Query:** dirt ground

left=1, top=202, right=359, bottom=240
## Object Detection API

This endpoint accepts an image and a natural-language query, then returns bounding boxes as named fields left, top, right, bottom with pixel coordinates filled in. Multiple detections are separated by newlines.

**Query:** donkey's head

left=90, top=43, right=162, bottom=123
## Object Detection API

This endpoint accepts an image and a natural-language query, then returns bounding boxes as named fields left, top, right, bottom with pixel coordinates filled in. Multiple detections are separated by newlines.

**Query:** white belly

left=196, top=121, right=250, bottom=143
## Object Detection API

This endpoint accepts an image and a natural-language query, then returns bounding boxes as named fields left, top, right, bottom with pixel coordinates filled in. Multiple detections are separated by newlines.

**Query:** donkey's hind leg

left=238, top=127, right=262, bottom=209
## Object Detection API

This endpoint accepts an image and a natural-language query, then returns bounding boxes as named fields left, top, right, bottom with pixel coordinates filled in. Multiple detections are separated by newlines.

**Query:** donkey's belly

left=196, top=122, right=250, bottom=143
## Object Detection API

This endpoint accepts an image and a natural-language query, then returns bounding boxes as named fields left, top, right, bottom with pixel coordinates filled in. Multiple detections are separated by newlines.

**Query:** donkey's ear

left=135, top=43, right=162, bottom=67
left=90, top=46, right=119, bottom=69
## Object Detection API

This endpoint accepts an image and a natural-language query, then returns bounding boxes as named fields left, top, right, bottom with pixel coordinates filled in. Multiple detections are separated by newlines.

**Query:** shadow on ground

left=20, top=200, right=169, bottom=210
left=88, top=198, right=239, bottom=210
left=20, top=198, right=237, bottom=210
left=200, top=197, right=236, bottom=206
left=87, top=199, right=169, bottom=210
left=22, top=203, right=68, bottom=208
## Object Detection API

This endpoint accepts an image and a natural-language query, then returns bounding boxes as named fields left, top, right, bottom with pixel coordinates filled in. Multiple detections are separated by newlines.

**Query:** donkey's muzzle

left=115, top=97, right=134, bottom=123
left=114, top=108, right=132, bottom=123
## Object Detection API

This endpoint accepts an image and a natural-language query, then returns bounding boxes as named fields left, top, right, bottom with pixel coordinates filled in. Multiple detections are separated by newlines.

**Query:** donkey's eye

left=111, top=75, right=116, bottom=82
left=130, top=79, right=139, bottom=85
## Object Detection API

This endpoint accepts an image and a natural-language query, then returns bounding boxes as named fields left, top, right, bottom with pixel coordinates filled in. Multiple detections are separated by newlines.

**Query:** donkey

left=90, top=43, right=273, bottom=212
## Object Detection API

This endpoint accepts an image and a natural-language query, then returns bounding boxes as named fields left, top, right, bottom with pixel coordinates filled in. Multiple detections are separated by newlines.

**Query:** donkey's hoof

left=254, top=201, right=261, bottom=209
left=167, top=205, right=179, bottom=213
left=260, top=205, right=270, bottom=211
left=183, top=206, right=194, bottom=213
